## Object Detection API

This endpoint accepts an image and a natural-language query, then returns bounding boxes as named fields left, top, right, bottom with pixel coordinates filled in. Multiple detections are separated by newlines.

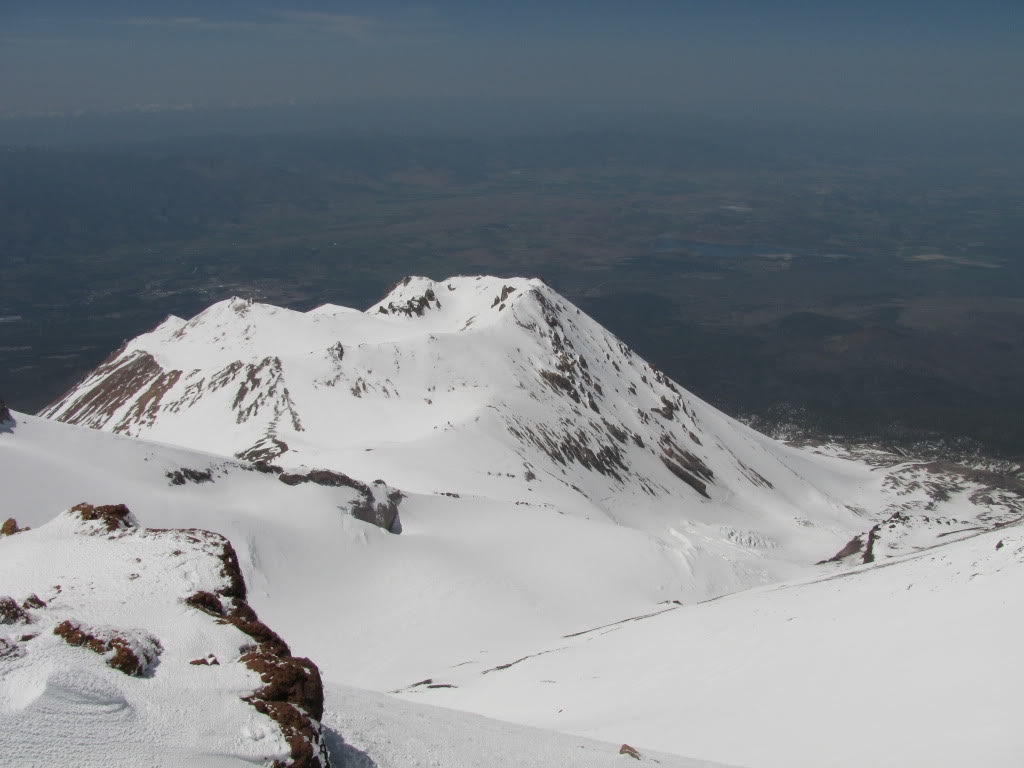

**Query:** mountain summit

left=44, top=276, right=1019, bottom=577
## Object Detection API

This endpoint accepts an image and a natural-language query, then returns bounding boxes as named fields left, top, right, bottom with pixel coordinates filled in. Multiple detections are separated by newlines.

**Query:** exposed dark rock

left=237, top=436, right=290, bottom=464
left=166, top=467, right=214, bottom=486
left=53, top=619, right=162, bottom=677
left=539, top=369, right=581, bottom=403
left=818, top=535, right=865, bottom=564
left=862, top=524, right=880, bottom=564
left=253, top=460, right=284, bottom=475
left=352, top=481, right=404, bottom=533
left=660, top=436, right=714, bottom=498
left=0, top=399, right=11, bottom=424
left=652, top=396, right=678, bottom=420
left=380, top=287, right=440, bottom=317
left=520, top=424, right=627, bottom=481
left=277, top=469, right=404, bottom=533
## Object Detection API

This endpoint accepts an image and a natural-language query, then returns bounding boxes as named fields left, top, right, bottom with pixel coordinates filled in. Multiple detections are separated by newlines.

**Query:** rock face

left=275, top=467, right=404, bottom=533
left=0, top=399, right=11, bottom=424
left=0, top=503, right=330, bottom=768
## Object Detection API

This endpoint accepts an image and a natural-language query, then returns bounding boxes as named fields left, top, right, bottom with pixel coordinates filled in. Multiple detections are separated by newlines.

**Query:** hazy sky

left=2, top=1, right=1021, bottom=118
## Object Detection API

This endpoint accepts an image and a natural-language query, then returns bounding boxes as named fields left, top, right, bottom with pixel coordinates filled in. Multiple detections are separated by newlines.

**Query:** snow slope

left=0, top=411, right=724, bottom=691
left=322, top=684, right=737, bottom=768
left=406, top=523, right=1024, bottom=768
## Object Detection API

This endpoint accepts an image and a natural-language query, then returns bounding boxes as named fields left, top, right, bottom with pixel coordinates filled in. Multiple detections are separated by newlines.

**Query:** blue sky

left=2, top=2, right=1021, bottom=117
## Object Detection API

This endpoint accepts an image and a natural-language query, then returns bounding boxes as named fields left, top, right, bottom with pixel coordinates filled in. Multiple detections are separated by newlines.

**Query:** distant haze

left=2, top=1, right=1021, bottom=123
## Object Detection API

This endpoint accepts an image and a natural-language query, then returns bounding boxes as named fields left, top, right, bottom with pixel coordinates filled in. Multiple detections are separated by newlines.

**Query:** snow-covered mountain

left=4, top=275, right=1023, bottom=767
left=42, top=277, right=1019, bottom=579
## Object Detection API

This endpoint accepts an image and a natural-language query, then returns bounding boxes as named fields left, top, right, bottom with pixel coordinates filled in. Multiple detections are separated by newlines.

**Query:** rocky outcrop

left=0, top=518, right=27, bottom=536
left=53, top=619, right=163, bottom=677
left=1, top=503, right=331, bottom=767
left=180, top=530, right=330, bottom=768
left=276, top=468, right=404, bottom=533
left=69, top=502, right=136, bottom=534
left=0, top=399, right=11, bottom=424
left=166, top=467, right=214, bottom=485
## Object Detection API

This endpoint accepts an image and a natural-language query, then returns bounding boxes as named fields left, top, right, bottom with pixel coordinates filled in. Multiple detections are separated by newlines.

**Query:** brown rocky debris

left=250, top=699, right=327, bottom=768
left=0, top=597, right=30, bottom=625
left=21, top=594, right=46, bottom=610
left=619, top=743, right=642, bottom=760
left=184, top=590, right=225, bottom=617
left=69, top=503, right=136, bottom=533
left=173, top=532, right=328, bottom=766
left=241, top=651, right=324, bottom=720
left=53, top=619, right=162, bottom=677
left=0, top=518, right=26, bottom=536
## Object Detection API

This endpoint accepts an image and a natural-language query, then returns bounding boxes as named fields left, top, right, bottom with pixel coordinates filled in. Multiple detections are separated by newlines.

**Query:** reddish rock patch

left=179, top=535, right=329, bottom=767
left=0, top=597, right=30, bottom=625
left=0, top=518, right=26, bottom=536
left=619, top=743, right=642, bottom=760
left=53, top=619, right=162, bottom=677
left=70, top=503, right=135, bottom=533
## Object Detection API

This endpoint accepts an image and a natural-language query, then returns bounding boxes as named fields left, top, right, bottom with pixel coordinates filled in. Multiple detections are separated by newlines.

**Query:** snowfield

left=2, top=275, right=1022, bottom=767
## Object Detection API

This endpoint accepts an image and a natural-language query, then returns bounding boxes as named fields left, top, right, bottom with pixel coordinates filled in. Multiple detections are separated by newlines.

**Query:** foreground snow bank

left=322, top=683, right=735, bottom=768
left=0, top=504, right=329, bottom=768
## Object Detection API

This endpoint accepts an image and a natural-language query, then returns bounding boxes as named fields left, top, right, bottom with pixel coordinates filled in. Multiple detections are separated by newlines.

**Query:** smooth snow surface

left=322, top=684, right=737, bottom=768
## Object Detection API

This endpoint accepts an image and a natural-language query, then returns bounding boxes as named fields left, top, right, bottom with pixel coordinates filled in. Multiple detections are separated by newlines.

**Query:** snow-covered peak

left=40, top=274, right=1021, bottom=586
left=367, top=274, right=543, bottom=324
